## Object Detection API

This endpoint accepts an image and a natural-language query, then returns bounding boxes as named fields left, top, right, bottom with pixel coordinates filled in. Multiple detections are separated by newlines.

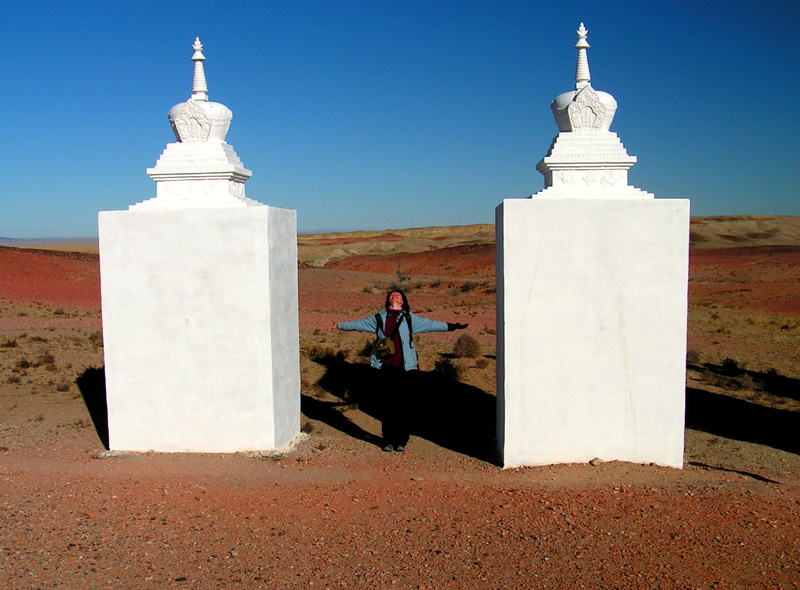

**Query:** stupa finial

left=574, top=23, right=591, bottom=90
left=191, top=37, right=208, bottom=101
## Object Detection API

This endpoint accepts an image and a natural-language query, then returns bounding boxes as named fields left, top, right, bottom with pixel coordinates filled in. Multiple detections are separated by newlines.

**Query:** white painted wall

left=98, top=205, right=300, bottom=452
left=496, top=198, right=689, bottom=468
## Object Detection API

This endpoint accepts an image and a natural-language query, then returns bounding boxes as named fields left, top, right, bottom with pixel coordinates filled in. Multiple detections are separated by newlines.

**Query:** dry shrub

left=56, top=380, right=72, bottom=392
left=737, top=373, right=757, bottom=391
left=358, top=339, right=374, bottom=358
left=306, top=345, right=345, bottom=363
left=1, top=338, right=18, bottom=348
left=434, top=358, right=463, bottom=381
left=475, top=358, right=489, bottom=370
left=686, top=349, right=701, bottom=365
left=14, top=358, right=32, bottom=371
left=721, top=357, right=743, bottom=376
left=88, top=330, right=103, bottom=348
left=34, top=353, right=57, bottom=371
left=453, top=335, right=481, bottom=359
left=701, top=369, right=723, bottom=388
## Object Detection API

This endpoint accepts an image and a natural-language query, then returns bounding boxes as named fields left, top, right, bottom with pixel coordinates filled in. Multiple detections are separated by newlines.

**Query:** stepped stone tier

left=496, top=24, right=689, bottom=469
left=99, top=38, right=300, bottom=453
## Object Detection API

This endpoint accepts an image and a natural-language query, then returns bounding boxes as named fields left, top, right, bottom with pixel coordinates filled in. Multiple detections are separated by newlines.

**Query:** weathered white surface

left=99, top=206, right=300, bottom=452
left=496, top=198, right=689, bottom=468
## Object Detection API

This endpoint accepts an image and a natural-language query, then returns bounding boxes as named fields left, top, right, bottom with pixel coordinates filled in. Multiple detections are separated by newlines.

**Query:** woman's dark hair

left=385, top=289, right=410, bottom=312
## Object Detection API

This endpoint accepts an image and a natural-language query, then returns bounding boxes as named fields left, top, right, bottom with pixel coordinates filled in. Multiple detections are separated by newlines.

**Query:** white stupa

left=533, top=23, right=651, bottom=199
left=99, top=38, right=300, bottom=453
left=495, top=23, right=689, bottom=469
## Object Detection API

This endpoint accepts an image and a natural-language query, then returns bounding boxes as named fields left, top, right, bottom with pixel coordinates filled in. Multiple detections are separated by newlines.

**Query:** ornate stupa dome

left=167, top=38, right=233, bottom=143
left=550, top=23, right=618, bottom=133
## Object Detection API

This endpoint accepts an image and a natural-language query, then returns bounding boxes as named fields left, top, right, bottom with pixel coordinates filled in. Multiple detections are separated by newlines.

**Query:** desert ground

left=1, top=215, right=799, bottom=589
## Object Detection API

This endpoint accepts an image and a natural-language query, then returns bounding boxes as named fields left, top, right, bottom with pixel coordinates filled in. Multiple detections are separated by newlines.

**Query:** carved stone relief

left=174, top=100, right=211, bottom=143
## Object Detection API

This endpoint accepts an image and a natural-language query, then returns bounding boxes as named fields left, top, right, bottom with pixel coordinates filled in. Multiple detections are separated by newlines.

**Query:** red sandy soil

left=0, top=247, right=100, bottom=309
left=1, top=239, right=800, bottom=589
left=325, top=244, right=496, bottom=280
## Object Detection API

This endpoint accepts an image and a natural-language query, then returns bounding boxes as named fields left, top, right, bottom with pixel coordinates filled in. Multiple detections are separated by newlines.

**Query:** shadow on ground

left=307, top=357, right=499, bottom=464
left=686, top=386, right=800, bottom=456
left=76, top=366, right=109, bottom=449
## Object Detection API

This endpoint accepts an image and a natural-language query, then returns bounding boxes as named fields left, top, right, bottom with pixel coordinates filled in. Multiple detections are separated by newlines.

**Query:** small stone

left=589, top=457, right=602, bottom=466
left=411, top=477, right=423, bottom=481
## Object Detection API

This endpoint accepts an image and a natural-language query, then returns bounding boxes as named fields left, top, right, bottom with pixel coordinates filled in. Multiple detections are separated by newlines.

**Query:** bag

left=375, top=336, right=395, bottom=359
left=374, top=313, right=403, bottom=359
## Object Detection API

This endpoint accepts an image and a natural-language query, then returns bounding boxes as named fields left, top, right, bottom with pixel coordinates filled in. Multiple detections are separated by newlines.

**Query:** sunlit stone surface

left=99, top=39, right=300, bottom=452
left=496, top=24, right=689, bottom=468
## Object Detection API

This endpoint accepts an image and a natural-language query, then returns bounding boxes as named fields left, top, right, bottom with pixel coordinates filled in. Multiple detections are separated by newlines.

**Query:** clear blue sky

left=1, top=1, right=798, bottom=238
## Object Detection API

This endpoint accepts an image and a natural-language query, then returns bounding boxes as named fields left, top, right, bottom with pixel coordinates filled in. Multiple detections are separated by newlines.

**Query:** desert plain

left=1, top=215, right=799, bottom=589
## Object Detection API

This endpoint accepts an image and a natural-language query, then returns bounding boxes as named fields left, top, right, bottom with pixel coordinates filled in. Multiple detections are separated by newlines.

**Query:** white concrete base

left=496, top=198, right=689, bottom=468
left=98, top=205, right=300, bottom=452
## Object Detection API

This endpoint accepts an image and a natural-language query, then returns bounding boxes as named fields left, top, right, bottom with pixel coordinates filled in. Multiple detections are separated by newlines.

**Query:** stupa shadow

left=311, top=358, right=499, bottom=464
left=685, top=386, right=800, bottom=456
left=76, top=366, right=110, bottom=449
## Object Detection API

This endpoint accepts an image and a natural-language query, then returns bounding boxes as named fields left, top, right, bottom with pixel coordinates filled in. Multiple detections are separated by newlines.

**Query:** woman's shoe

left=395, top=445, right=405, bottom=452
left=382, top=444, right=394, bottom=452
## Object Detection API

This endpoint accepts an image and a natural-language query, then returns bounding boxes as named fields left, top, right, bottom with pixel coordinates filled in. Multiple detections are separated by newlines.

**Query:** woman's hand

left=325, top=323, right=338, bottom=330
left=447, top=322, right=468, bottom=331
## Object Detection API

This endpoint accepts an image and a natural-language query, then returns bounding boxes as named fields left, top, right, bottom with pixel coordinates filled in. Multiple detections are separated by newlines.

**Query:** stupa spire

left=191, top=37, right=208, bottom=101
left=574, top=23, right=591, bottom=90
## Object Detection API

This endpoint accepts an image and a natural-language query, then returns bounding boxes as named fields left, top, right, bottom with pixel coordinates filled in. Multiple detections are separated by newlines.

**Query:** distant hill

left=688, top=216, right=800, bottom=248
left=298, top=216, right=800, bottom=266
left=4, top=216, right=797, bottom=265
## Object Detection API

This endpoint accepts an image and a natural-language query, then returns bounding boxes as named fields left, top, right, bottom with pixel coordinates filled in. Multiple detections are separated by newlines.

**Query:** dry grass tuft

left=453, top=335, right=481, bottom=359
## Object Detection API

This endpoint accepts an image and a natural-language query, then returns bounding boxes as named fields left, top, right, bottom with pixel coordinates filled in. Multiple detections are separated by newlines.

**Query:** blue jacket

left=338, top=310, right=449, bottom=371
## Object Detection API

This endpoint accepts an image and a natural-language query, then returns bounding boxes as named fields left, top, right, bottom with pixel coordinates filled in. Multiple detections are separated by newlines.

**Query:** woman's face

left=388, top=291, right=404, bottom=308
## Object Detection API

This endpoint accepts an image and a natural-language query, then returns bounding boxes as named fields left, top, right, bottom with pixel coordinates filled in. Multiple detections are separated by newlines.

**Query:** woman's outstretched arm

left=335, top=314, right=381, bottom=333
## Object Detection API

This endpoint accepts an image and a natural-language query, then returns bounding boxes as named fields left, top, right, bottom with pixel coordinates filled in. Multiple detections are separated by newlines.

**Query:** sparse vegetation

left=475, top=358, right=489, bottom=370
left=453, top=335, right=481, bottom=359
left=88, top=330, right=103, bottom=348
left=686, top=349, right=701, bottom=364
left=358, top=339, right=374, bottom=357
left=721, top=357, right=743, bottom=376
left=434, top=358, right=462, bottom=381
left=306, top=345, right=346, bottom=364
left=34, top=352, right=57, bottom=371
left=1, top=338, right=18, bottom=348
left=737, top=373, right=756, bottom=391
left=14, top=358, right=32, bottom=371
